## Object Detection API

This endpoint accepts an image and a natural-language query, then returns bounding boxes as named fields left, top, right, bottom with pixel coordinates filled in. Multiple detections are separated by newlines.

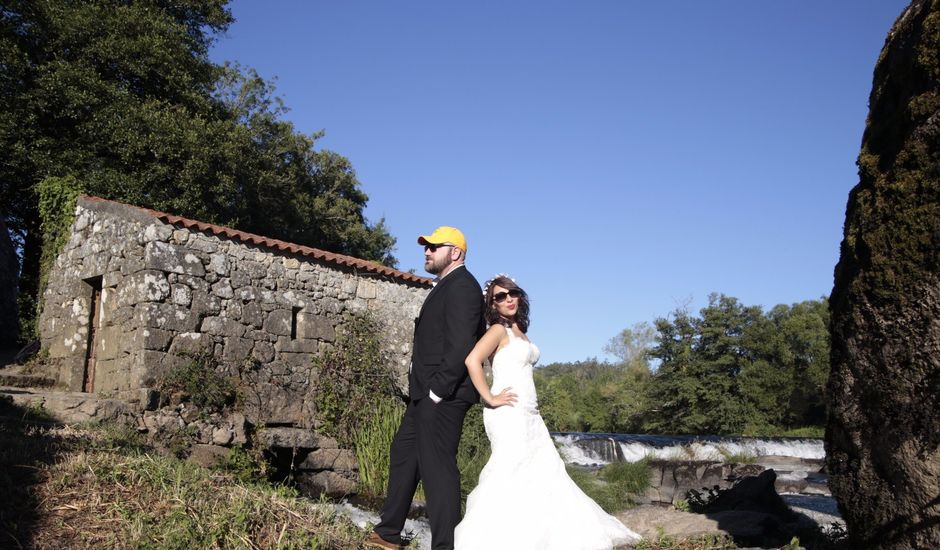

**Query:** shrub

left=158, top=352, right=238, bottom=413
left=310, top=313, right=398, bottom=446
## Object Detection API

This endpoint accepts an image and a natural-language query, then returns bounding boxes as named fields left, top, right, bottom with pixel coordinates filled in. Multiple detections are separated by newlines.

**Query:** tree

left=604, top=321, right=655, bottom=369
left=0, top=0, right=395, bottom=342
left=645, top=294, right=829, bottom=435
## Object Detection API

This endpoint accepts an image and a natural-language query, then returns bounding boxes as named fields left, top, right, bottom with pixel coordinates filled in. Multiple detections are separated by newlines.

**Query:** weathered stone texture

left=38, top=197, right=429, bottom=428
left=826, top=2, right=940, bottom=548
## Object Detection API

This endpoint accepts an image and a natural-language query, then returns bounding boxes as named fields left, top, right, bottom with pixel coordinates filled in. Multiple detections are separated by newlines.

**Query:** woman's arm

left=465, top=325, right=517, bottom=407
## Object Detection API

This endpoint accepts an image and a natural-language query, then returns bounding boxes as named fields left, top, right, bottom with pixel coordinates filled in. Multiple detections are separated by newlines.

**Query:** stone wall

left=38, top=197, right=430, bottom=426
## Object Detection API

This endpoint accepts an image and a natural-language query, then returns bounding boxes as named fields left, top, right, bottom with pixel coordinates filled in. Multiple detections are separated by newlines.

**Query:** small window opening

left=291, top=306, right=301, bottom=340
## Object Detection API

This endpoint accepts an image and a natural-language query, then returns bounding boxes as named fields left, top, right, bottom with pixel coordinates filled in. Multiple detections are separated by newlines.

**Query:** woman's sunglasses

left=493, top=289, right=523, bottom=303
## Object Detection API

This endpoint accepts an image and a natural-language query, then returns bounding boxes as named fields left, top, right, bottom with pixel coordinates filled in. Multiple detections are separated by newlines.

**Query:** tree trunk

left=0, top=216, right=19, bottom=347
left=827, top=1, right=940, bottom=548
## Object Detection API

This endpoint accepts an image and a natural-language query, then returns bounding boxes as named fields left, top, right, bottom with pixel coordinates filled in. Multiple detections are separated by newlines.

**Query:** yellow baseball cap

left=417, top=226, right=467, bottom=252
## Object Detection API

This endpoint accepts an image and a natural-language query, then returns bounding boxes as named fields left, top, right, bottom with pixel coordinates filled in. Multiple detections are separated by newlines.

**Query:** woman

left=454, top=275, right=641, bottom=549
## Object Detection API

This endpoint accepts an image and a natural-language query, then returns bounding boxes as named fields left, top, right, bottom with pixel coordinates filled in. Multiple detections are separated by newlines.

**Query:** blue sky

left=210, top=1, right=908, bottom=365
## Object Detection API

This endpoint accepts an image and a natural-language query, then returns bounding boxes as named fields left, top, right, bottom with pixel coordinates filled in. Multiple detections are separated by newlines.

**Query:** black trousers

left=376, top=397, right=471, bottom=550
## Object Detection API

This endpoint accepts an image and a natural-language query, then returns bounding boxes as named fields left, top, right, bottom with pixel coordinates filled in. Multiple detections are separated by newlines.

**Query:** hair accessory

left=482, top=273, right=516, bottom=296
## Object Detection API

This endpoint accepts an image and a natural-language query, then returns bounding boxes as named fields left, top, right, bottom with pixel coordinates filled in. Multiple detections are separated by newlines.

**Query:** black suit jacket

left=408, top=266, right=485, bottom=403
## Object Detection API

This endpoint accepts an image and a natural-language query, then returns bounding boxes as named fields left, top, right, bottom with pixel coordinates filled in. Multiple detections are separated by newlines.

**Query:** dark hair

left=484, top=276, right=530, bottom=333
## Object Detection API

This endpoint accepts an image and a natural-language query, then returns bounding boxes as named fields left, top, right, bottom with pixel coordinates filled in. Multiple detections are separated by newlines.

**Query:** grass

left=567, top=459, right=651, bottom=513
left=0, top=404, right=367, bottom=549
left=353, top=396, right=405, bottom=497
left=634, top=533, right=738, bottom=550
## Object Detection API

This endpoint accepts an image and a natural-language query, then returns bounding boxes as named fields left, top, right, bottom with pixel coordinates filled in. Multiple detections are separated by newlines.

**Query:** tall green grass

left=352, top=398, right=492, bottom=509
left=567, top=459, right=651, bottom=513
left=354, top=396, right=406, bottom=497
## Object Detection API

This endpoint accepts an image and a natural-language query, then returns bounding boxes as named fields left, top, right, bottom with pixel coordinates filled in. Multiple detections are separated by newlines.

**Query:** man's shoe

left=364, top=532, right=401, bottom=550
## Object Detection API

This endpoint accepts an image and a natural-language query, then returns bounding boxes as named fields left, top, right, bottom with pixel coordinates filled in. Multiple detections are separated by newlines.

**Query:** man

left=367, top=226, right=485, bottom=550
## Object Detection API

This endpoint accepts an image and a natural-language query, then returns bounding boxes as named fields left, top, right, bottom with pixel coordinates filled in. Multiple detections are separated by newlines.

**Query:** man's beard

left=425, top=254, right=453, bottom=275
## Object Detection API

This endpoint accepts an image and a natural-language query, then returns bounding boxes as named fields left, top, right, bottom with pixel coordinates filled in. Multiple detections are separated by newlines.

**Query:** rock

left=188, top=444, right=230, bottom=468
left=616, top=506, right=734, bottom=541
left=826, top=1, right=940, bottom=547
left=211, top=426, right=234, bottom=446
left=704, top=470, right=795, bottom=519
left=298, top=448, right=358, bottom=474
left=256, top=427, right=336, bottom=451
left=295, top=470, right=357, bottom=498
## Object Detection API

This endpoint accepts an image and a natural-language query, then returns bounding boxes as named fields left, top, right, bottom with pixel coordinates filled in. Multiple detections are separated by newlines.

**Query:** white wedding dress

left=454, top=327, right=641, bottom=550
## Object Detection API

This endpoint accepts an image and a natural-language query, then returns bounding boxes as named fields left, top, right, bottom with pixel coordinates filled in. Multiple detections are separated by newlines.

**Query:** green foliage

left=535, top=294, right=829, bottom=437
left=159, top=352, right=238, bottom=413
left=715, top=447, right=757, bottom=464
left=2, top=0, right=396, bottom=342
left=566, top=460, right=650, bottom=513
left=457, top=404, right=491, bottom=508
left=20, top=175, right=85, bottom=340
left=223, top=445, right=269, bottom=484
left=644, top=294, right=830, bottom=435
left=535, top=358, right=651, bottom=433
left=311, top=313, right=398, bottom=447
left=353, top=395, right=405, bottom=498
left=21, top=400, right=55, bottom=423
left=634, top=533, right=738, bottom=550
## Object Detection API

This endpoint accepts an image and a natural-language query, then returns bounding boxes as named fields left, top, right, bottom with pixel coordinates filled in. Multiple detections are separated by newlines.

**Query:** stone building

left=38, top=196, right=430, bottom=426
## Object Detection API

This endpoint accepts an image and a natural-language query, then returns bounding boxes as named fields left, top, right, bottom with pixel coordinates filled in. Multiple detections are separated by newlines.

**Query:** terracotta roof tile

left=79, top=196, right=432, bottom=286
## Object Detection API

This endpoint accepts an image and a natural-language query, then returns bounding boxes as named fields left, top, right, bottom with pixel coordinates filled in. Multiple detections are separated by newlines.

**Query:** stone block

left=201, top=316, right=247, bottom=338
left=142, top=223, right=173, bottom=243
left=187, top=236, right=218, bottom=254
left=275, top=337, right=320, bottom=354
left=242, top=302, right=263, bottom=328
left=298, top=448, right=358, bottom=474
left=191, top=291, right=221, bottom=317
left=229, top=412, right=248, bottom=445
left=242, top=261, right=267, bottom=279
left=208, top=253, right=229, bottom=276
left=212, top=426, right=234, bottom=446
left=141, top=327, right=174, bottom=351
left=145, top=241, right=205, bottom=276
left=97, top=325, right=128, bottom=361
left=357, top=280, right=377, bottom=299
left=211, top=279, right=234, bottom=299
left=230, top=269, right=250, bottom=288
left=171, top=229, right=189, bottom=244
left=134, top=302, right=200, bottom=332
left=222, top=336, right=254, bottom=362
left=177, top=274, right=209, bottom=292
left=115, top=270, right=171, bottom=307
left=263, top=309, right=292, bottom=336
left=252, top=341, right=275, bottom=363
left=245, top=384, right=303, bottom=426
left=167, top=332, right=211, bottom=357
left=170, top=284, right=192, bottom=306
left=256, top=427, right=335, bottom=451
left=296, top=470, right=357, bottom=498
left=298, top=313, right=335, bottom=342
left=188, top=444, right=231, bottom=469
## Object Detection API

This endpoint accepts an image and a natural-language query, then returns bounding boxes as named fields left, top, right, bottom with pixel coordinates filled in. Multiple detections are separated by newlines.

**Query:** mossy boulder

left=827, top=1, right=940, bottom=548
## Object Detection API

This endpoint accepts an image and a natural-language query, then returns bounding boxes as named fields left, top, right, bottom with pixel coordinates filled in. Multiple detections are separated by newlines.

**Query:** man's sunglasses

left=424, top=243, right=454, bottom=252
left=493, top=289, right=523, bottom=303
